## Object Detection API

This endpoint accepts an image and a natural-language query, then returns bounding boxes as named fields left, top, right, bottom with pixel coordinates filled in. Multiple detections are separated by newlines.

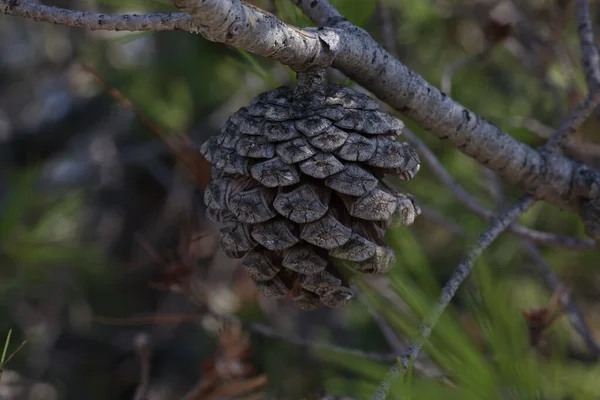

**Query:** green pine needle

left=0, top=329, right=13, bottom=382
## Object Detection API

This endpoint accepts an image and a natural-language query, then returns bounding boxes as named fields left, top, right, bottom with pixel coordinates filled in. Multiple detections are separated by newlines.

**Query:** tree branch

left=292, top=0, right=599, bottom=214
left=171, top=0, right=337, bottom=71
left=523, top=242, right=600, bottom=358
left=574, top=0, right=600, bottom=90
left=0, top=0, right=197, bottom=31
left=3, top=0, right=600, bottom=217
left=370, top=196, right=537, bottom=400
left=403, top=129, right=598, bottom=251
left=544, top=91, right=600, bottom=153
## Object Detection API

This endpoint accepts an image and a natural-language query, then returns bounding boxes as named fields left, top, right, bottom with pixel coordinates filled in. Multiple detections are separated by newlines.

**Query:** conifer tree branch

left=3, top=0, right=600, bottom=218
left=574, top=0, right=600, bottom=91
left=403, top=129, right=598, bottom=251
left=0, top=0, right=197, bottom=31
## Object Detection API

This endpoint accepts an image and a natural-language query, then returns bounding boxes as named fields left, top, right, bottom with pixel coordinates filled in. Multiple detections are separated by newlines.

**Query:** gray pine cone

left=200, top=71, right=421, bottom=310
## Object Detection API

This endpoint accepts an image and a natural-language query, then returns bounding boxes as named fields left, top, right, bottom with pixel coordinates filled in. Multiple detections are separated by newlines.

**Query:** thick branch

left=293, top=1, right=599, bottom=214
left=0, top=0, right=197, bottom=31
left=3, top=0, right=600, bottom=219
left=171, top=0, right=337, bottom=71
left=370, top=196, right=537, bottom=400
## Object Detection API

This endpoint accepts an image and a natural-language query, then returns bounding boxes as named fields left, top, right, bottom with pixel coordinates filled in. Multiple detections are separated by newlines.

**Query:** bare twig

left=370, top=196, right=536, bottom=400
left=483, top=168, right=505, bottom=209
left=523, top=243, right=600, bottom=358
left=81, top=62, right=212, bottom=190
left=0, top=0, right=197, bottom=31
left=417, top=204, right=467, bottom=236
left=484, top=143, right=600, bottom=359
left=509, top=116, right=600, bottom=163
left=237, top=315, right=396, bottom=362
left=0, top=339, right=27, bottom=371
left=377, top=0, right=398, bottom=59
left=441, top=49, right=491, bottom=95
left=574, top=0, right=600, bottom=90
left=355, top=289, right=404, bottom=355
left=93, top=313, right=396, bottom=362
left=544, top=91, right=600, bottom=152
left=403, top=129, right=597, bottom=250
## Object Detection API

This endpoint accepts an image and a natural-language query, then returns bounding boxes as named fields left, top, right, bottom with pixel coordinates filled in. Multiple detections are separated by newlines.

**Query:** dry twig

left=574, top=0, right=600, bottom=90
left=523, top=243, right=600, bottom=357
left=402, top=129, right=597, bottom=251
left=370, top=196, right=537, bottom=400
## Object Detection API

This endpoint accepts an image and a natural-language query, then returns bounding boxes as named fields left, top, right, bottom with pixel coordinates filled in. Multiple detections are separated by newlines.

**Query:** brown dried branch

left=0, top=339, right=27, bottom=371
left=81, top=62, right=211, bottom=190
left=181, top=323, right=267, bottom=400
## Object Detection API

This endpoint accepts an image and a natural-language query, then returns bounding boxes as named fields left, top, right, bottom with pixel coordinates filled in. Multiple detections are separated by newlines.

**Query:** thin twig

left=93, top=313, right=397, bottom=362
left=523, top=243, right=600, bottom=358
left=377, top=0, right=398, bottom=59
left=238, top=315, right=396, bottom=362
left=417, top=204, right=467, bottom=236
left=81, top=62, right=211, bottom=190
left=370, top=196, right=537, bottom=400
left=0, top=339, right=27, bottom=370
left=483, top=168, right=505, bottom=210
left=403, top=129, right=597, bottom=250
left=544, top=92, right=600, bottom=152
left=355, top=289, right=404, bottom=355
left=441, top=49, right=491, bottom=95
left=0, top=0, right=198, bottom=32
left=484, top=144, right=600, bottom=359
left=574, top=0, right=600, bottom=90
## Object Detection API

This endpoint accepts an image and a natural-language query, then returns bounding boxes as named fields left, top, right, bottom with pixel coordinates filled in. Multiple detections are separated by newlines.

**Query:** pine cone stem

left=294, top=70, right=327, bottom=106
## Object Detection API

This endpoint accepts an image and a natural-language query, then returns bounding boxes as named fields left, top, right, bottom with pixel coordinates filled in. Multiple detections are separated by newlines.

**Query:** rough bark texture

left=0, top=1, right=197, bottom=31
left=2, top=0, right=599, bottom=231
left=171, top=0, right=600, bottom=216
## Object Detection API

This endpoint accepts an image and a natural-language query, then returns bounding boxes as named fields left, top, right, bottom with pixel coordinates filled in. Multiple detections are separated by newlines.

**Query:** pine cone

left=201, top=71, right=421, bottom=310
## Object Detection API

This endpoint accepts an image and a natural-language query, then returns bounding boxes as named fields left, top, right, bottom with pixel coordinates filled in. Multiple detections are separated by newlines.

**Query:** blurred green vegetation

left=1, top=0, right=599, bottom=399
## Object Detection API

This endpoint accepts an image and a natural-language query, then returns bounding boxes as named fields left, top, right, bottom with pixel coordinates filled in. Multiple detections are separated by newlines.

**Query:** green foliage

left=317, top=227, right=600, bottom=399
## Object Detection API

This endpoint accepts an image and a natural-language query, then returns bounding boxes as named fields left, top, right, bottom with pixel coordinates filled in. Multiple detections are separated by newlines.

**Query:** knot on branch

left=289, top=27, right=339, bottom=72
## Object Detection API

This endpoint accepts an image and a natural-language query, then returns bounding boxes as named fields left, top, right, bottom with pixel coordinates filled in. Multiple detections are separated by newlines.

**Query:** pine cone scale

left=200, top=71, right=421, bottom=309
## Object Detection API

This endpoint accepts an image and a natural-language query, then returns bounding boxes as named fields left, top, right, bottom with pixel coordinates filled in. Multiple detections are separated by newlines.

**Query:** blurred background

left=1, top=0, right=600, bottom=399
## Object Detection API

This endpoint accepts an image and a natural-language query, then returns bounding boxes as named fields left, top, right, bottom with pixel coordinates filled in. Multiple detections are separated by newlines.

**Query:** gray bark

left=2, top=0, right=599, bottom=236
